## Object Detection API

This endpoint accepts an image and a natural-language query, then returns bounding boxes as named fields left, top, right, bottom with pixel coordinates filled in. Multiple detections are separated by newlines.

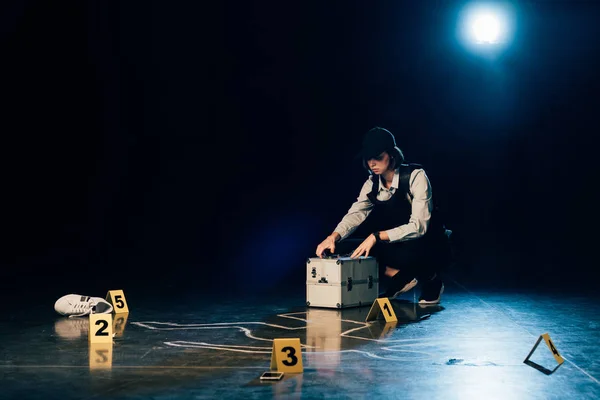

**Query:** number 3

left=281, top=346, right=298, bottom=366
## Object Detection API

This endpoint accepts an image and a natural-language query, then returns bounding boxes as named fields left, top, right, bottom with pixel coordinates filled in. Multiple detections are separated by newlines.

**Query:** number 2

left=95, top=320, right=109, bottom=336
left=281, top=346, right=298, bottom=366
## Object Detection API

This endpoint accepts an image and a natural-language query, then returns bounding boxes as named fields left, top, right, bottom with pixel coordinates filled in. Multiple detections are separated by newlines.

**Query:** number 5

left=106, top=290, right=129, bottom=313
left=115, top=295, right=124, bottom=309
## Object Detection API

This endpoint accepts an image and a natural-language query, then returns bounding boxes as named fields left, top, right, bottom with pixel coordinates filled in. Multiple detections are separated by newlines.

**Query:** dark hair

left=362, top=146, right=405, bottom=174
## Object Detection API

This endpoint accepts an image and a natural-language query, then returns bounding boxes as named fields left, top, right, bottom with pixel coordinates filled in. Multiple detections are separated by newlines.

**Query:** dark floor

left=1, top=276, right=599, bottom=399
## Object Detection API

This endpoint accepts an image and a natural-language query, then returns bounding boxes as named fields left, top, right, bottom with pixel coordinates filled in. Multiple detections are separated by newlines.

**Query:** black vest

left=365, top=163, right=445, bottom=241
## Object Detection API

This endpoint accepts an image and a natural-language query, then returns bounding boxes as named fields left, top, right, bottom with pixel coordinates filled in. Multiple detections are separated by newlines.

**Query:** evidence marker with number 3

left=270, top=338, right=303, bottom=373
left=106, top=290, right=129, bottom=313
left=89, top=314, right=114, bottom=343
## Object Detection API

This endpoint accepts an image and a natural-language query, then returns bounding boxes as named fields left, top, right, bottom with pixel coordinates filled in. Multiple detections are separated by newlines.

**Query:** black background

left=1, top=1, right=599, bottom=301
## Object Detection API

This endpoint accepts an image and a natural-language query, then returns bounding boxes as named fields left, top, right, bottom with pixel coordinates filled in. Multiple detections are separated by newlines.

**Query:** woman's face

left=367, top=152, right=391, bottom=175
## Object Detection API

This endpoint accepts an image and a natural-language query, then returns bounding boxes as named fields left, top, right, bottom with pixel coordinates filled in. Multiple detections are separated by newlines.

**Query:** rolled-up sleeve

left=384, top=169, right=433, bottom=243
left=333, top=178, right=374, bottom=241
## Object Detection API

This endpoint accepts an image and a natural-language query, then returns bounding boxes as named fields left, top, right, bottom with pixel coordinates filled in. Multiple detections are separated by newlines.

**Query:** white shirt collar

left=378, top=168, right=400, bottom=191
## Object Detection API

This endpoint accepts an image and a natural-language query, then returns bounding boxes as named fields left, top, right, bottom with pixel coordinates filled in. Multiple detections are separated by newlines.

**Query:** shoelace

left=68, top=299, right=97, bottom=318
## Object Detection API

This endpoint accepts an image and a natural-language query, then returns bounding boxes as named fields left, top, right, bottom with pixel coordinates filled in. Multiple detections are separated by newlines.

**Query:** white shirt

left=333, top=168, right=433, bottom=243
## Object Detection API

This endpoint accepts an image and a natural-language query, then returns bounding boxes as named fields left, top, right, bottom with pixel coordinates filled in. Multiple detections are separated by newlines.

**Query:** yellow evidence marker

left=365, top=298, right=398, bottom=323
left=89, top=313, right=113, bottom=344
left=270, top=338, right=303, bottom=373
left=524, top=332, right=565, bottom=365
left=541, top=333, right=565, bottom=364
left=106, top=290, right=129, bottom=313
left=89, top=342, right=113, bottom=369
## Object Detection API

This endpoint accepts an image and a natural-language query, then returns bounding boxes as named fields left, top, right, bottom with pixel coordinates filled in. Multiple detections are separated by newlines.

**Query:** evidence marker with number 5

left=106, top=290, right=129, bottom=313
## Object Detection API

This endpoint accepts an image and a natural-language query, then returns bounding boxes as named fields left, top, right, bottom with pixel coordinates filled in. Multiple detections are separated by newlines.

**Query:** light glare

left=456, top=2, right=515, bottom=53
left=473, top=15, right=500, bottom=43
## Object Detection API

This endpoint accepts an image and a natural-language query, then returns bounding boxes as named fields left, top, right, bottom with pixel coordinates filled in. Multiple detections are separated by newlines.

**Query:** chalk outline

left=132, top=311, right=436, bottom=361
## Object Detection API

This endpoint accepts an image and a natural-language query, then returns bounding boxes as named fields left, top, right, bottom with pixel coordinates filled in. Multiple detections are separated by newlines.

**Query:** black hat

left=356, top=127, right=397, bottom=160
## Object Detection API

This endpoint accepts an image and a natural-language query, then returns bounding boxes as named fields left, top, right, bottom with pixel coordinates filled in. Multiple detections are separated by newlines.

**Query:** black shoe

left=418, top=274, right=444, bottom=305
left=379, top=271, right=418, bottom=299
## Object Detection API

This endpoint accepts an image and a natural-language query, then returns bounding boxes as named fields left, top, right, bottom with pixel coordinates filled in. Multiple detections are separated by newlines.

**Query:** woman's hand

left=350, top=234, right=377, bottom=258
left=316, top=234, right=339, bottom=258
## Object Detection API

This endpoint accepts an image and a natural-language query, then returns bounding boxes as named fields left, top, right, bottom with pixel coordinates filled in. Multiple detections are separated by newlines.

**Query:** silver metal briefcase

left=306, top=256, right=379, bottom=309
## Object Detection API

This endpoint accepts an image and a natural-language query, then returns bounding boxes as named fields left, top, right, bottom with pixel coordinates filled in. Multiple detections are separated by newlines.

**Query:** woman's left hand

left=350, top=234, right=377, bottom=258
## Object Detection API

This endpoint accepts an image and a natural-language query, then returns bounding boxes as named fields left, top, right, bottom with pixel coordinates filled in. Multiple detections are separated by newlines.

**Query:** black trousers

left=335, top=234, right=450, bottom=281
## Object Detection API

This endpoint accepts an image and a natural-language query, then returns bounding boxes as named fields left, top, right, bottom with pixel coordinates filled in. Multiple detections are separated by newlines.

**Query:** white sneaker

left=392, top=278, right=418, bottom=298
left=54, top=294, right=113, bottom=318
left=418, top=277, right=444, bottom=305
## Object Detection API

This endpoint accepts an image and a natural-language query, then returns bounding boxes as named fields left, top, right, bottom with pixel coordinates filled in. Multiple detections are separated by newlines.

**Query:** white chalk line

left=165, top=341, right=272, bottom=354
left=0, top=364, right=265, bottom=370
left=133, top=321, right=316, bottom=348
left=133, top=312, right=426, bottom=345
left=132, top=311, right=437, bottom=361
left=164, top=341, right=433, bottom=361
left=134, top=312, right=429, bottom=344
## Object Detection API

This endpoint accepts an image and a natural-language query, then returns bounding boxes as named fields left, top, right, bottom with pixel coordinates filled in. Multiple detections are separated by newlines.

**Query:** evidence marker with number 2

left=89, top=314, right=114, bottom=343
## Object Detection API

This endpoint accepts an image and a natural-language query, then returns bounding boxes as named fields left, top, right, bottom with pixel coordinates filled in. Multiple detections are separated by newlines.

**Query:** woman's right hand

left=315, top=233, right=340, bottom=258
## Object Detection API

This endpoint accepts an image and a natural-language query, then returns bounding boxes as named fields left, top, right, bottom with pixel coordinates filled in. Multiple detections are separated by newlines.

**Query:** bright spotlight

left=473, top=14, right=500, bottom=43
left=457, top=3, right=515, bottom=53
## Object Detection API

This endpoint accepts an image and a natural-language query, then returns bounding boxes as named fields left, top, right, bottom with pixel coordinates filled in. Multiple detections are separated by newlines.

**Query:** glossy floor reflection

left=1, top=278, right=600, bottom=399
